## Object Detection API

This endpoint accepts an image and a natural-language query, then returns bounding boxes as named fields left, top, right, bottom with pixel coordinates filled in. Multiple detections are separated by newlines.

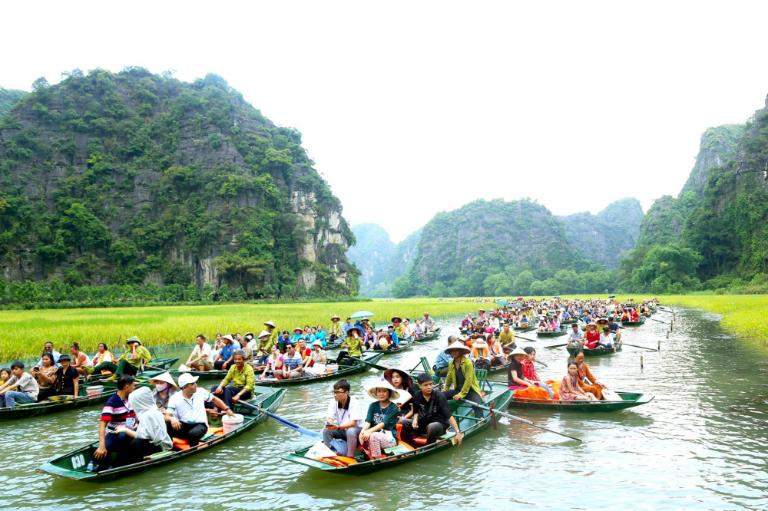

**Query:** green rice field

left=2, top=294, right=765, bottom=361
left=0, top=299, right=491, bottom=360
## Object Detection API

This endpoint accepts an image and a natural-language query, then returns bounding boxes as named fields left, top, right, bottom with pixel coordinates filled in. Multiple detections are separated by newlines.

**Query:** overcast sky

left=3, top=1, right=767, bottom=242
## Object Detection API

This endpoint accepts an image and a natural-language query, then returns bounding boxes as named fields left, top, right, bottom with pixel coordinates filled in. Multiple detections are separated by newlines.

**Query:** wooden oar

left=647, top=318, right=669, bottom=325
left=544, top=343, right=569, bottom=349
left=239, top=401, right=321, bottom=440
left=459, top=399, right=582, bottom=443
left=515, top=334, right=538, bottom=342
left=623, top=343, right=658, bottom=352
left=341, top=355, right=390, bottom=372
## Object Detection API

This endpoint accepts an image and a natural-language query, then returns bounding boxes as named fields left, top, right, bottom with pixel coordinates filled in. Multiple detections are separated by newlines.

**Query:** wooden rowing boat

left=282, top=386, right=513, bottom=474
left=567, top=339, right=623, bottom=357
left=621, top=319, right=646, bottom=327
left=514, top=325, right=536, bottom=332
left=1, top=369, right=171, bottom=421
left=536, top=329, right=566, bottom=338
left=377, top=338, right=413, bottom=356
left=38, top=386, right=285, bottom=481
left=414, top=327, right=441, bottom=342
left=505, top=388, right=653, bottom=412
left=84, top=357, right=178, bottom=384
left=254, top=353, right=385, bottom=387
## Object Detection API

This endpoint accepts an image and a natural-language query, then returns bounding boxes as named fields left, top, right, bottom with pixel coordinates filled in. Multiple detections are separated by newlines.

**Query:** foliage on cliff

left=0, top=68, right=357, bottom=302
left=621, top=110, right=768, bottom=293
left=0, top=88, right=26, bottom=116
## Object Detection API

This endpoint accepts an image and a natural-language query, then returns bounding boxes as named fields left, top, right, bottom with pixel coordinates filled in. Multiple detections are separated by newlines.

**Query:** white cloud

left=2, top=0, right=766, bottom=241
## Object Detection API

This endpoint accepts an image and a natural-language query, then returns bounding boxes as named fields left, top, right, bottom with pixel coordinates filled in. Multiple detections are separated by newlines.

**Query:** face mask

left=155, top=382, right=168, bottom=392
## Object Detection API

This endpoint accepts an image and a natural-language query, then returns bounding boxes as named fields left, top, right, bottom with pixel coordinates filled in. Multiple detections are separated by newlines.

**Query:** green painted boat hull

left=254, top=353, right=385, bottom=387
left=414, top=327, right=441, bottom=343
left=1, top=367, right=174, bottom=421
left=567, top=341, right=623, bottom=357
left=282, top=387, right=513, bottom=474
left=536, top=330, right=566, bottom=338
left=621, top=320, right=646, bottom=327
left=506, top=389, right=653, bottom=412
left=514, top=326, right=536, bottom=332
left=38, top=386, right=285, bottom=481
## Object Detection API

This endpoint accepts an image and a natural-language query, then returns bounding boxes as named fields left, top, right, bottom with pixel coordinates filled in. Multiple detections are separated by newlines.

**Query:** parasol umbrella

left=350, top=310, right=375, bottom=319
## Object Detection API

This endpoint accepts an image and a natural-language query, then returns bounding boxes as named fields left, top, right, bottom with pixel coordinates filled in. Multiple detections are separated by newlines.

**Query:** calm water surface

left=1, top=309, right=767, bottom=510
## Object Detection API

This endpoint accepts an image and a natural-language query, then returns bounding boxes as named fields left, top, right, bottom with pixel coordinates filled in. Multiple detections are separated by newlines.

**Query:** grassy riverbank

left=662, top=295, right=768, bottom=346
left=0, top=298, right=490, bottom=360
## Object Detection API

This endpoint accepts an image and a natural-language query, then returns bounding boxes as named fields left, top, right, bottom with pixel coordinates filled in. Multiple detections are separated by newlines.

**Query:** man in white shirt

left=322, top=379, right=363, bottom=457
left=166, top=373, right=232, bottom=446
left=185, top=335, right=213, bottom=371
left=0, top=361, right=40, bottom=408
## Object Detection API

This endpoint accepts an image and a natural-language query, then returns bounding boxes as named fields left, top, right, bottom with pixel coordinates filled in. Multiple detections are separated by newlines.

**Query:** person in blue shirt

left=314, top=326, right=327, bottom=348
left=343, top=318, right=354, bottom=334
left=213, top=335, right=236, bottom=370
left=290, top=328, right=303, bottom=344
left=432, top=336, right=455, bottom=377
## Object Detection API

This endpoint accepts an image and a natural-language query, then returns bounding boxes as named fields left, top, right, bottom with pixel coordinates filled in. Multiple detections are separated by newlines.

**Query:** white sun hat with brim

left=258, top=330, right=271, bottom=339
left=312, top=340, right=324, bottom=348
left=444, top=340, right=470, bottom=355
left=367, top=380, right=401, bottom=400
left=509, top=346, right=528, bottom=357
left=222, top=334, right=234, bottom=342
left=148, top=371, right=178, bottom=389
left=178, top=373, right=200, bottom=388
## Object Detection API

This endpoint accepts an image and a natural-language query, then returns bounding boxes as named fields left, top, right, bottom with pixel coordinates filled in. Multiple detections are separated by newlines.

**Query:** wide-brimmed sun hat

left=445, top=340, right=470, bottom=355
left=383, top=368, right=413, bottom=390
left=149, top=372, right=178, bottom=389
left=367, top=380, right=401, bottom=400
left=509, top=346, right=528, bottom=357
left=258, top=330, right=271, bottom=339
left=330, top=315, right=340, bottom=321
left=391, top=316, right=402, bottom=323
left=346, top=326, right=363, bottom=336
left=126, top=336, right=142, bottom=345
left=264, top=320, right=276, bottom=328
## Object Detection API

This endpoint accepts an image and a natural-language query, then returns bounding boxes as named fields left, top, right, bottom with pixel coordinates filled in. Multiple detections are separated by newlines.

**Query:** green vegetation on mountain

left=621, top=108, right=768, bottom=293
left=0, top=88, right=27, bottom=115
left=560, top=198, right=643, bottom=269
left=348, top=225, right=422, bottom=297
left=0, top=68, right=357, bottom=307
left=389, top=199, right=618, bottom=297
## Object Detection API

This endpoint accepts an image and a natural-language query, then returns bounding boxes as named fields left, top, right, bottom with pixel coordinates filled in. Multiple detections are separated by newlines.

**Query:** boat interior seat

left=410, top=437, right=428, bottom=446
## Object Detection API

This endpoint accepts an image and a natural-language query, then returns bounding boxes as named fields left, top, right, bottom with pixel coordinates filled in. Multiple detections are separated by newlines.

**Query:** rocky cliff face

left=560, top=198, right=643, bottom=269
left=0, top=69, right=356, bottom=297
left=637, top=124, right=743, bottom=248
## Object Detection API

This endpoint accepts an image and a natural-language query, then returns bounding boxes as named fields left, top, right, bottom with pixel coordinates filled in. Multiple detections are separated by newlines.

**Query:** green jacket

left=222, top=364, right=255, bottom=391
left=341, top=336, right=364, bottom=357
left=257, top=335, right=274, bottom=355
left=444, top=356, right=481, bottom=400
left=119, top=345, right=152, bottom=369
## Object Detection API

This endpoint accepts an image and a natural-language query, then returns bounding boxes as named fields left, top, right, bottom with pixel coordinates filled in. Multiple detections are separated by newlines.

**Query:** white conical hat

left=444, top=340, right=470, bottom=354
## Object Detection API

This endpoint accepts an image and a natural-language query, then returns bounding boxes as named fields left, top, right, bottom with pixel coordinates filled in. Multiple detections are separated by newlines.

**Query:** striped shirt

left=101, top=394, right=137, bottom=432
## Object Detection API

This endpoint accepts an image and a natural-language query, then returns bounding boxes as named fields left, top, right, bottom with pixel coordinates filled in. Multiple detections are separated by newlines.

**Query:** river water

left=1, top=308, right=766, bottom=510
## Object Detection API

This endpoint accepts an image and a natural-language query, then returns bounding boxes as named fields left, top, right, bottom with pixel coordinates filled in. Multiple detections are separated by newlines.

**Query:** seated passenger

left=149, top=372, right=178, bottom=411
left=399, top=373, right=464, bottom=446
left=212, top=351, right=255, bottom=407
left=560, top=361, right=596, bottom=401
left=0, top=361, right=39, bottom=408
left=304, top=341, right=327, bottom=376
left=33, top=353, right=58, bottom=401
left=598, top=327, right=614, bottom=349
left=322, top=379, right=363, bottom=457
left=584, top=323, right=600, bottom=349
left=50, top=353, right=79, bottom=398
left=114, top=386, right=172, bottom=465
left=359, top=381, right=400, bottom=459
left=280, top=343, right=305, bottom=379
left=166, top=373, right=232, bottom=447
left=184, top=335, right=213, bottom=372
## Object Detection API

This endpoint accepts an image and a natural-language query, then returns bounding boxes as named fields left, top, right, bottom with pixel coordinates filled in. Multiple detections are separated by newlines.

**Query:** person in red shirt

left=584, top=323, right=600, bottom=349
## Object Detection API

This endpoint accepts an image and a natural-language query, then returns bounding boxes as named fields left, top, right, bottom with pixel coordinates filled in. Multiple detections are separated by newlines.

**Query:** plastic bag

left=305, top=441, right=337, bottom=459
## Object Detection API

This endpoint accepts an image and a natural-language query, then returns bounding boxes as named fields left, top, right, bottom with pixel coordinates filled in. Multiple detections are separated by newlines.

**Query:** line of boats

left=8, top=313, right=664, bottom=481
